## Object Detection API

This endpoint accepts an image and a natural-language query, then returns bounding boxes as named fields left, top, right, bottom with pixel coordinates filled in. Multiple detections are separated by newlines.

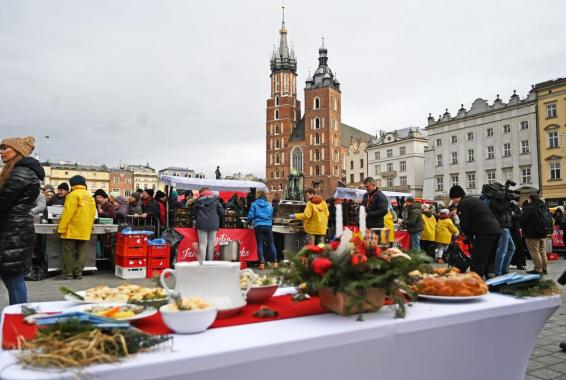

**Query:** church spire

left=270, top=6, right=297, bottom=73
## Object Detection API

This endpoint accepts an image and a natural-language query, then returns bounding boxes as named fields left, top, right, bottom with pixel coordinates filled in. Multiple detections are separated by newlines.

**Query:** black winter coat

left=457, top=196, right=501, bottom=238
left=489, top=198, right=512, bottom=229
left=520, top=200, right=547, bottom=239
left=142, top=198, right=161, bottom=219
left=0, top=157, right=45, bottom=275
left=195, top=194, right=224, bottom=231
left=362, top=189, right=388, bottom=229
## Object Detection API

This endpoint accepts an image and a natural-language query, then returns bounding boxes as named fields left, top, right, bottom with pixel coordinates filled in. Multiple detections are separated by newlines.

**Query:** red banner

left=552, top=226, right=564, bottom=248
left=175, top=228, right=258, bottom=262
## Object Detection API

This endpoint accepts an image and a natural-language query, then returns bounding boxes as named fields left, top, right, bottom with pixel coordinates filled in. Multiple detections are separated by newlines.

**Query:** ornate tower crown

left=270, top=6, right=297, bottom=74
left=306, top=37, right=340, bottom=90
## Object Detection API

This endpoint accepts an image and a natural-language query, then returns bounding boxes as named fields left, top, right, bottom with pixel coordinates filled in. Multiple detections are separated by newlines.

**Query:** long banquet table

left=0, top=293, right=560, bottom=380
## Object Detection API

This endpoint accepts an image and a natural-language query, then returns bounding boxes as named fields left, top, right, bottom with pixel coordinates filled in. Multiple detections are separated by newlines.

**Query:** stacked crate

left=115, top=233, right=149, bottom=279
left=172, top=208, right=192, bottom=228
left=146, top=242, right=171, bottom=278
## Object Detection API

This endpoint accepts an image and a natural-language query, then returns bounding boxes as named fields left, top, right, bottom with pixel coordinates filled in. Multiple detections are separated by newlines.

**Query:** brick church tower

left=265, top=7, right=301, bottom=197
left=301, top=40, right=342, bottom=198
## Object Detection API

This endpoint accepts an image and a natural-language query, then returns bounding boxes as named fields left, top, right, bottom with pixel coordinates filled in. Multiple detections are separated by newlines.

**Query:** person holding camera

left=449, top=185, right=501, bottom=278
left=487, top=187, right=516, bottom=276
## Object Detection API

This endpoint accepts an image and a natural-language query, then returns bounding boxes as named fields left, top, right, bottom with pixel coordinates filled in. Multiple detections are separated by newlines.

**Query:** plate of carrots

left=66, top=303, right=157, bottom=321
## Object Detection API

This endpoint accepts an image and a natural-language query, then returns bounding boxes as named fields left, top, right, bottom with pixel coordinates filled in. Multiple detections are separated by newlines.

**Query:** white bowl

left=159, top=304, right=218, bottom=334
left=246, top=284, right=279, bottom=303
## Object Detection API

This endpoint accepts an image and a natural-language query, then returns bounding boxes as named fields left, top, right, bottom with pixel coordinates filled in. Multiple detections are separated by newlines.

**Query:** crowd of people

left=0, top=135, right=564, bottom=307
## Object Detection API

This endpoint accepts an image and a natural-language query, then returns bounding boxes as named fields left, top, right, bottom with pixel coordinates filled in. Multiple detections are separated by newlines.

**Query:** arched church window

left=291, top=147, right=304, bottom=172
left=275, top=153, right=280, bottom=164
left=314, top=149, right=320, bottom=161
left=314, top=97, right=320, bottom=110
left=275, top=110, right=279, bottom=120
left=315, top=166, right=320, bottom=176
left=314, top=117, right=320, bottom=129
left=315, top=133, right=320, bottom=145
left=275, top=96, right=280, bottom=106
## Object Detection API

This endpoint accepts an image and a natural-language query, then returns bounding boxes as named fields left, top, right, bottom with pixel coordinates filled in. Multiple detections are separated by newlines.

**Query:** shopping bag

left=445, top=243, right=471, bottom=273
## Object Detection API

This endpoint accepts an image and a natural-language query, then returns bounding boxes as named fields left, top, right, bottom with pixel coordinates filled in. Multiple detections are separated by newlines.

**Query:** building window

left=436, top=177, right=443, bottom=192
left=350, top=161, right=354, bottom=170
left=126, top=178, right=131, bottom=184
left=521, top=167, right=531, bottom=184
left=359, top=173, right=364, bottom=182
left=451, top=152, right=458, bottom=165
left=546, top=103, right=557, bottom=118
left=360, top=159, right=364, bottom=168
left=503, top=125, right=511, bottom=134
left=451, top=174, right=459, bottom=186
left=520, top=121, right=529, bottom=130
left=375, top=151, right=380, bottom=160
left=436, top=154, right=443, bottom=167
left=400, top=161, right=406, bottom=172
left=374, top=165, right=381, bottom=175
left=275, top=110, right=279, bottom=119
left=313, top=97, right=320, bottom=110
left=315, top=166, right=320, bottom=176
left=386, top=149, right=393, bottom=158
left=487, top=146, right=495, bottom=159
left=467, top=132, right=474, bottom=141
left=503, top=143, right=511, bottom=157
left=124, top=189, right=132, bottom=197
left=112, top=188, right=120, bottom=194
left=467, top=149, right=475, bottom=162
left=486, top=171, right=496, bottom=184
left=467, top=173, right=476, bottom=189
left=503, top=168, right=513, bottom=182
left=275, top=153, right=280, bottom=164
left=275, top=96, right=280, bottom=106
left=521, top=140, right=530, bottom=154
left=275, top=139, right=280, bottom=149
left=451, top=136, right=457, bottom=144
left=333, top=97, right=338, bottom=111
left=386, top=162, right=393, bottom=172
left=275, top=124, right=280, bottom=134
left=314, top=133, right=320, bottom=145
left=549, top=131, right=559, bottom=148
left=386, top=178, right=394, bottom=188
left=399, top=147, right=406, bottom=156
left=487, top=128, right=494, bottom=137
left=350, top=174, right=355, bottom=183
left=314, top=117, right=320, bottom=129
left=400, top=176, right=407, bottom=187
left=113, top=177, right=119, bottom=184
left=436, top=139, right=442, bottom=147
left=315, top=149, right=320, bottom=161
left=291, top=147, right=304, bottom=172
left=550, top=161, right=561, bottom=180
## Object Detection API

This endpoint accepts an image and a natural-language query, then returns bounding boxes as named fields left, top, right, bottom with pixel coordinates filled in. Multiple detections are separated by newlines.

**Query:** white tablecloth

left=0, top=293, right=560, bottom=380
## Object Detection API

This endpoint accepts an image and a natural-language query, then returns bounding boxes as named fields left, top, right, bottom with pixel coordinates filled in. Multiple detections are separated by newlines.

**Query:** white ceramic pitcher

left=160, top=261, right=254, bottom=318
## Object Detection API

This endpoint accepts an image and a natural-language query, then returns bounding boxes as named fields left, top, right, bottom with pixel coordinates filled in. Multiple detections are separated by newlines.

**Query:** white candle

left=359, top=205, right=366, bottom=238
left=335, top=203, right=343, bottom=238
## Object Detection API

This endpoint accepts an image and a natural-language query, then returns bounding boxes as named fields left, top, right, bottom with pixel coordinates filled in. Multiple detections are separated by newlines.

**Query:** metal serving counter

left=34, top=224, right=118, bottom=272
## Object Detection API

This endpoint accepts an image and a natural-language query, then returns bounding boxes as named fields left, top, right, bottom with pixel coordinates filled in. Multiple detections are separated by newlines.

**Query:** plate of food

left=66, top=303, right=157, bottom=321
left=61, top=284, right=168, bottom=307
left=240, top=272, right=279, bottom=303
left=410, top=267, right=489, bottom=301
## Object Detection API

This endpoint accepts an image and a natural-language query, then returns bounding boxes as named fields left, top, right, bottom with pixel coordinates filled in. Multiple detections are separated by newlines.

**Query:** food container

left=220, top=241, right=240, bottom=262
left=246, top=284, right=279, bottom=303
left=159, top=304, right=218, bottom=334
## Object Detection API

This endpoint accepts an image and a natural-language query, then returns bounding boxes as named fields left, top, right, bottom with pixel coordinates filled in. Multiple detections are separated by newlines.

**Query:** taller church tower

left=265, top=7, right=301, bottom=196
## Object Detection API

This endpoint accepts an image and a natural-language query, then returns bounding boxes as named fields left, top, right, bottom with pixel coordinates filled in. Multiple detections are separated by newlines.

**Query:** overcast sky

left=1, top=1, right=565, bottom=178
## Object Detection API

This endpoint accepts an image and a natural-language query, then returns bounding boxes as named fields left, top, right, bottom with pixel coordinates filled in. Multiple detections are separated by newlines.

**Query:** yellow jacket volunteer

left=294, top=195, right=329, bottom=235
left=421, top=213, right=437, bottom=241
left=381, top=208, right=396, bottom=244
left=435, top=215, right=459, bottom=245
left=58, top=184, right=96, bottom=240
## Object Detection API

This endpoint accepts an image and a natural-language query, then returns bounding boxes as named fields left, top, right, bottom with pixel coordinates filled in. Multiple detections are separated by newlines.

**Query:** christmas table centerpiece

left=280, top=229, right=431, bottom=319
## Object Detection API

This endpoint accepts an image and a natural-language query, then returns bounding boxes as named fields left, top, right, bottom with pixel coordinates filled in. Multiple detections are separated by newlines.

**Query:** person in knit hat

left=0, top=136, right=44, bottom=304
left=128, top=192, right=143, bottom=216
left=94, top=189, right=116, bottom=220
left=50, top=183, right=70, bottom=206
left=56, top=175, right=96, bottom=280
left=449, top=185, right=501, bottom=278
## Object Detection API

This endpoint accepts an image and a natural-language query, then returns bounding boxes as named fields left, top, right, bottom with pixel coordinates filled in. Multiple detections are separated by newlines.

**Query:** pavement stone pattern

left=1, top=259, right=565, bottom=379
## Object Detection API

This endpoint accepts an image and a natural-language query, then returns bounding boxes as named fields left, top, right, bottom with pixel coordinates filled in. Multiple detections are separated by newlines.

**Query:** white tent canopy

left=333, top=187, right=412, bottom=202
left=160, top=175, right=269, bottom=193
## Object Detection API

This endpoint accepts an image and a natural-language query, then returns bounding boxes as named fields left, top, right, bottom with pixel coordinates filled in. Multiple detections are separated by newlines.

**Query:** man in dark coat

left=0, top=136, right=44, bottom=304
left=449, top=185, right=501, bottom=278
left=50, top=183, right=69, bottom=206
left=195, top=187, right=224, bottom=262
left=141, top=189, right=160, bottom=220
left=402, top=197, right=423, bottom=251
left=362, top=177, right=388, bottom=229
left=520, top=193, right=549, bottom=275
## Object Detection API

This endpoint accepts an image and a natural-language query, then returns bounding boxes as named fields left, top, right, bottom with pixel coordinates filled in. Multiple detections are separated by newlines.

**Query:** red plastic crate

left=146, top=267, right=167, bottom=278
left=117, top=233, right=149, bottom=248
left=148, top=257, right=169, bottom=269
left=115, top=255, right=147, bottom=268
left=147, top=244, right=170, bottom=258
left=116, top=244, right=147, bottom=258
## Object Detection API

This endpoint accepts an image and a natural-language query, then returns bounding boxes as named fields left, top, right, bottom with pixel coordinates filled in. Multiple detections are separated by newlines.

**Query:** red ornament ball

left=311, top=256, right=333, bottom=276
left=350, top=253, right=368, bottom=266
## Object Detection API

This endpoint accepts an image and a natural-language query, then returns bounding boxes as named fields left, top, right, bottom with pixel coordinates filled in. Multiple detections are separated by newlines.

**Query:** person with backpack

left=520, top=193, right=552, bottom=275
